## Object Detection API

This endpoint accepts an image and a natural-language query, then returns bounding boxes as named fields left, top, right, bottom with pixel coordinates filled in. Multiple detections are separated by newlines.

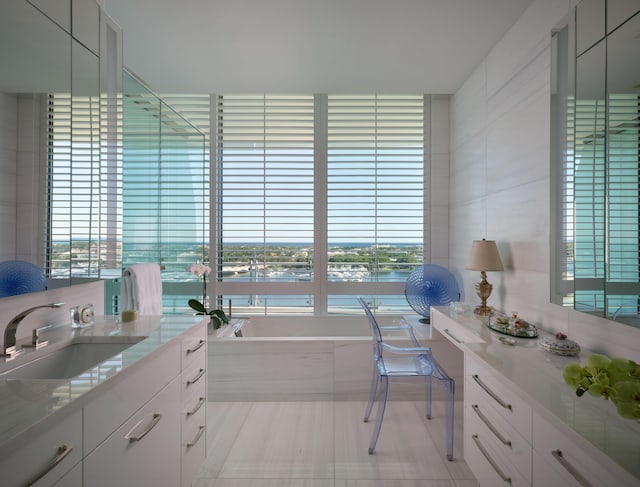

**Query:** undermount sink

left=0, top=339, right=144, bottom=381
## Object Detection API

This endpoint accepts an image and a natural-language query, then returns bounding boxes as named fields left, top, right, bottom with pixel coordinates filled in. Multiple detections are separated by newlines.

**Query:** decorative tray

left=487, top=312, right=538, bottom=338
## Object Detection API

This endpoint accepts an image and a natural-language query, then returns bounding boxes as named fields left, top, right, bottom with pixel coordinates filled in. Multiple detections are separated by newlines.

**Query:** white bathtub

left=208, top=315, right=463, bottom=402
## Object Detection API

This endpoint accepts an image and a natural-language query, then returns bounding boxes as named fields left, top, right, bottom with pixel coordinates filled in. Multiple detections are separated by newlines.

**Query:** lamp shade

left=466, top=239, right=504, bottom=272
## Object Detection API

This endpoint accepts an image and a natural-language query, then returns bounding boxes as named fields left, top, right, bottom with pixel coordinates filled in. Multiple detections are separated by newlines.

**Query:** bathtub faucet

left=2, top=302, right=65, bottom=358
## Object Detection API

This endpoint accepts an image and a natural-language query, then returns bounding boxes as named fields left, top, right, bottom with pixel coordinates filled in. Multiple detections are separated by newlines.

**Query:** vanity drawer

left=181, top=321, right=207, bottom=371
left=465, top=354, right=531, bottom=442
left=84, top=376, right=181, bottom=487
left=532, top=409, right=637, bottom=487
left=84, top=339, right=181, bottom=454
left=465, top=390, right=531, bottom=483
left=0, top=408, right=82, bottom=487
left=464, top=428, right=530, bottom=487
left=181, top=404, right=206, bottom=487
left=182, top=361, right=207, bottom=398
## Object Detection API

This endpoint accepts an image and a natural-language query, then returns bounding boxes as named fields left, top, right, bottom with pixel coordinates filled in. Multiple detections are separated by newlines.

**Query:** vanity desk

left=0, top=314, right=207, bottom=487
left=431, top=306, right=639, bottom=487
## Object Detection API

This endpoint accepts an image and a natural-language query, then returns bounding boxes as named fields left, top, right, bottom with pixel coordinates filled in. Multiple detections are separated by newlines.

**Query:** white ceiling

left=104, top=0, right=535, bottom=94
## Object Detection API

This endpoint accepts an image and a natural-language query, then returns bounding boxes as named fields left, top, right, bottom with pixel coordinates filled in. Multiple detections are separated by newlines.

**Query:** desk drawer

left=465, top=354, right=531, bottom=442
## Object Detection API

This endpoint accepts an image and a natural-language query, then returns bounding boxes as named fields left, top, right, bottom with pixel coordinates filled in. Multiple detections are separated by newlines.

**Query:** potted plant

left=187, top=263, right=229, bottom=330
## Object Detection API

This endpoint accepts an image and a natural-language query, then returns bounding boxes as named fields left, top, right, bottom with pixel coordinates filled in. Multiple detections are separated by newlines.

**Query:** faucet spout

left=3, top=302, right=65, bottom=357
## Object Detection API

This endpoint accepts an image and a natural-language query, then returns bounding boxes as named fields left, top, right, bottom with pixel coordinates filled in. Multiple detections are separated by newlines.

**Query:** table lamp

left=466, top=239, right=503, bottom=315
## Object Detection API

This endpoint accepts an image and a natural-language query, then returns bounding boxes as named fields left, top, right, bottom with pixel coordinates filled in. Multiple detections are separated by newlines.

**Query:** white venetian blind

left=607, top=94, right=639, bottom=284
left=47, top=91, right=103, bottom=278
left=327, top=94, right=425, bottom=280
left=216, top=94, right=315, bottom=281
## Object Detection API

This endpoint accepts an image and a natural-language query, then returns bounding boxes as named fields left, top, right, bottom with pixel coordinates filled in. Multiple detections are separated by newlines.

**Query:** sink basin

left=0, top=339, right=144, bottom=380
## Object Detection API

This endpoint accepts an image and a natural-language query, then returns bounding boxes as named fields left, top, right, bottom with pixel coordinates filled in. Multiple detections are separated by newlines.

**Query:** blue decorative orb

left=0, top=260, right=46, bottom=298
left=405, top=264, right=460, bottom=322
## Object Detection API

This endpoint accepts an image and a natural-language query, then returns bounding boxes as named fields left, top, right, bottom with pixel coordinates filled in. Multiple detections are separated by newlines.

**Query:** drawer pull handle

left=472, top=374, right=512, bottom=410
left=472, top=434, right=511, bottom=483
left=444, top=328, right=464, bottom=343
left=187, top=368, right=205, bottom=386
left=26, top=444, right=73, bottom=486
left=472, top=404, right=511, bottom=446
left=187, top=425, right=205, bottom=448
left=125, top=413, right=162, bottom=442
left=551, top=449, right=593, bottom=487
left=187, top=397, right=206, bottom=416
left=186, top=339, right=205, bottom=354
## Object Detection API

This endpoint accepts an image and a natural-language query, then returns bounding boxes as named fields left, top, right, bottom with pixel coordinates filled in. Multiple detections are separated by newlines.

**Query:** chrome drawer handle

left=472, top=434, right=511, bottom=483
left=187, top=425, right=205, bottom=448
left=187, top=368, right=205, bottom=386
left=186, top=339, right=205, bottom=354
left=472, top=374, right=512, bottom=410
left=552, top=449, right=593, bottom=487
left=186, top=397, right=206, bottom=416
left=444, top=328, right=464, bottom=343
left=472, top=404, right=511, bottom=446
left=26, top=444, right=73, bottom=486
left=125, top=413, right=162, bottom=442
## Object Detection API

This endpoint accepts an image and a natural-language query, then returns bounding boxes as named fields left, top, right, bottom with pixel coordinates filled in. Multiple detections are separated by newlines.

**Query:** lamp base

left=473, top=304, right=493, bottom=316
left=474, top=271, right=494, bottom=316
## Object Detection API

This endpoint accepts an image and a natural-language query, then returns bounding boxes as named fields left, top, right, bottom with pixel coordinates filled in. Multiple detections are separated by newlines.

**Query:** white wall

left=449, top=0, right=640, bottom=361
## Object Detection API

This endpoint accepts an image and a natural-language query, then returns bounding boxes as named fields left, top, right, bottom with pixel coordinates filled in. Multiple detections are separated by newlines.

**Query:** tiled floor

left=194, top=401, right=478, bottom=486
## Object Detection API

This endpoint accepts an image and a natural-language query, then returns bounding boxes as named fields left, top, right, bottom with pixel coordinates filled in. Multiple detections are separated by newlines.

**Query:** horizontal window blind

left=327, top=94, right=424, bottom=282
left=573, top=98, right=606, bottom=282
left=607, top=94, right=639, bottom=284
left=48, top=92, right=103, bottom=278
left=216, top=94, right=315, bottom=282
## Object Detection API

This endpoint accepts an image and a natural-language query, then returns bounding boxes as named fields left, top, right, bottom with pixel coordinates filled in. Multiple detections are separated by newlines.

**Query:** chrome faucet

left=2, top=302, right=65, bottom=358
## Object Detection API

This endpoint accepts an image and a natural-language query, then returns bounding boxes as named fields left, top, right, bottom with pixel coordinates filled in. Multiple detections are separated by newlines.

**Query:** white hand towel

left=121, top=263, right=163, bottom=315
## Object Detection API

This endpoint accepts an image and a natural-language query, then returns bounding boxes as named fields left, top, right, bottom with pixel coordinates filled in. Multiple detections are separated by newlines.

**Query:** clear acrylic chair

left=357, top=297, right=455, bottom=460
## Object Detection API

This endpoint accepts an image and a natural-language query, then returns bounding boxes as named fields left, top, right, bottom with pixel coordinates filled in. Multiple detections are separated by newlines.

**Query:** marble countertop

left=431, top=305, right=640, bottom=480
left=0, top=314, right=205, bottom=455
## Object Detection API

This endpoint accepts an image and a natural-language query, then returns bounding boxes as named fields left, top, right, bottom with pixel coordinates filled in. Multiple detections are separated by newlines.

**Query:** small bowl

left=539, top=333, right=580, bottom=356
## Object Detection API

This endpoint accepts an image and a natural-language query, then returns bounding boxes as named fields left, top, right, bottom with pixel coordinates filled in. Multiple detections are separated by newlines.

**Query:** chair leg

left=368, top=375, right=388, bottom=454
left=445, top=378, right=455, bottom=461
left=424, top=375, right=433, bottom=419
left=364, top=365, right=379, bottom=422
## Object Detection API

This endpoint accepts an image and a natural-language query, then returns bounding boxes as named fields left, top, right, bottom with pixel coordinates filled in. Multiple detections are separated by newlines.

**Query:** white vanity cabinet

left=464, top=355, right=531, bottom=486
left=83, top=376, right=182, bottom=487
left=431, top=307, right=640, bottom=487
left=180, top=323, right=208, bottom=487
left=0, top=408, right=82, bottom=487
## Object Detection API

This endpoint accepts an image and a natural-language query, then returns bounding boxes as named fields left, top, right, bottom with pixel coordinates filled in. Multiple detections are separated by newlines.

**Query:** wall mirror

left=553, top=2, right=640, bottom=327
left=0, top=0, right=103, bottom=295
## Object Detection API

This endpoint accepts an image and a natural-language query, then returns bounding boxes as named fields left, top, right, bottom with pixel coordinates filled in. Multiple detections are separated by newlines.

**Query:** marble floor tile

left=217, top=402, right=335, bottom=479
left=194, top=401, right=477, bottom=485
left=411, top=401, right=475, bottom=480
left=334, top=401, right=452, bottom=480
left=197, top=402, right=254, bottom=479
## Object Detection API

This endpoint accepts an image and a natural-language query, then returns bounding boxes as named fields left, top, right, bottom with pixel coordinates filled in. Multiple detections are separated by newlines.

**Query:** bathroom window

left=215, top=94, right=428, bottom=314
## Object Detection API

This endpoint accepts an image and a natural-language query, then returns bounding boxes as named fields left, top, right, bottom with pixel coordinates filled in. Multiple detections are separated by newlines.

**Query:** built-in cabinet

left=432, top=307, right=639, bottom=487
left=0, top=318, right=207, bottom=487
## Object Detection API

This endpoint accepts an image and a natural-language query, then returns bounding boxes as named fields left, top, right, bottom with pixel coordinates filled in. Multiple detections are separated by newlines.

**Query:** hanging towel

left=121, top=263, right=163, bottom=315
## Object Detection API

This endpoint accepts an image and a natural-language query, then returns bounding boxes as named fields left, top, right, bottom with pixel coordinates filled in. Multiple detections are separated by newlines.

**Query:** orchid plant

left=187, top=263, right=229, bottom=330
